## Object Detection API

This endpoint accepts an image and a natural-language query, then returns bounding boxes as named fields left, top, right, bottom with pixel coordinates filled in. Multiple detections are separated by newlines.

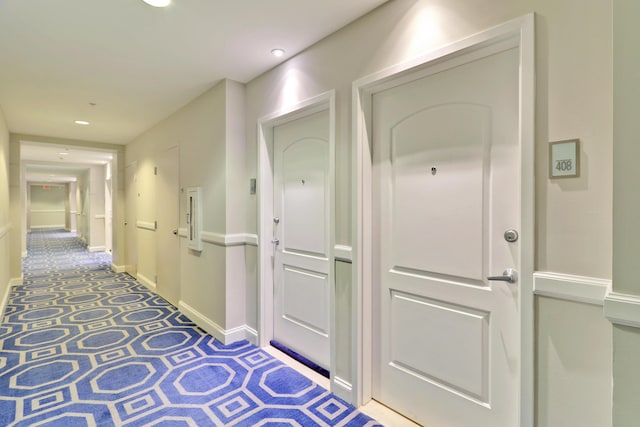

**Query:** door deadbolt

left=504, top=229, right=519, bottom=243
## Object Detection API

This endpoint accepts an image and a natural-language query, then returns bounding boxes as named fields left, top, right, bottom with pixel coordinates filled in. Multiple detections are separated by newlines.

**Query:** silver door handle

left=173, top=229, right=178, bottom=235
left=271, top=238, right=280, bottom=245
left=487, top=268, right=517, bottom=283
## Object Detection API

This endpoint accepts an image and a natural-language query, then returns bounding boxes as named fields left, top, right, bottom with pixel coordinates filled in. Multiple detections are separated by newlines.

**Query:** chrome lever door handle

left=487, top=268, right=517, bottom=283
left=271, top=238, right=280, bottom=245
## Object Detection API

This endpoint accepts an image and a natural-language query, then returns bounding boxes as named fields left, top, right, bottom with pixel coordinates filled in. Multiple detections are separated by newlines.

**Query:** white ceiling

left=2, top=0, right=387, bottom=183
left=0, top=0, right=387, bottom=145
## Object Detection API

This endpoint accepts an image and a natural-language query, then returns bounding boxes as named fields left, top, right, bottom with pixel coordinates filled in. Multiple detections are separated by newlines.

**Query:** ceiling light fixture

left=143, top=0, right=171, bottom=7
left=271, top=48, right=285, bottom=57
left=74, top=120, right=90, bottom=125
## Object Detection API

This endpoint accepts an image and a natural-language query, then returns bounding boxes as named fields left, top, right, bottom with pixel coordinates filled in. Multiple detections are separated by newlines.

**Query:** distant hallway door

left=156, top=146, right=180, bottom=306
left=272, top=110, right=331, bottom=371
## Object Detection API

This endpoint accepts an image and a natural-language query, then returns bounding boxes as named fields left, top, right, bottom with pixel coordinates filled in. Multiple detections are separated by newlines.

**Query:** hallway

left=0, top=229, right=380, bottom=426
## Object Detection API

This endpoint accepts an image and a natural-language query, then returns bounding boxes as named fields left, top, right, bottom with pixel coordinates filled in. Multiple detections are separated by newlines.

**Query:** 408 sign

left=549, top=139, right=580, bottom=178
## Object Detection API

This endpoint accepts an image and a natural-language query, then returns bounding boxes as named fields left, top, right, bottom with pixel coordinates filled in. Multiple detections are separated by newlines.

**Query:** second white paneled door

left=273, top=110, right=331, bottom=371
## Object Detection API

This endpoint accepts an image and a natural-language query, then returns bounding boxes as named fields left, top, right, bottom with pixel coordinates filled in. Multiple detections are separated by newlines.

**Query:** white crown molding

left=533, top=271, right=610, bottom=306
left=136, top=220, right=156, bottom=231
left=605, top=292, right=640, bottom=328
left=334, top=245, right=352, bottom=262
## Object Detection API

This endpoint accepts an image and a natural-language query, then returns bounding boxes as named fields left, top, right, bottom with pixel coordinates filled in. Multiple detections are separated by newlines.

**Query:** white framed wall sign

left=549, top=139, right=580, bottom=178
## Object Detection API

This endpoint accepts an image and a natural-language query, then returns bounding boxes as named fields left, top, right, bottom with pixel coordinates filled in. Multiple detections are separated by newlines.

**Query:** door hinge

left=154, top=220, right=158, bottom=230
left=154, top=166, right=158, bottom=175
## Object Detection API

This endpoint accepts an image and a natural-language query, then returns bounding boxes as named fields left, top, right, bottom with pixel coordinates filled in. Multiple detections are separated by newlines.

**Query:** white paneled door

left=156, top=146, right=180, bottom=307
left=273, top=110, right=330, bottom=371
left=372, top=46, right=521, bottom=426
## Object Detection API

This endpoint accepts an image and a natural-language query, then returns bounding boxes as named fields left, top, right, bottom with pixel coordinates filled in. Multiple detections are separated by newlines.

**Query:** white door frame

left=352, top=15, right=535, bottom=425
left=258, top=90, right=336, bottom=368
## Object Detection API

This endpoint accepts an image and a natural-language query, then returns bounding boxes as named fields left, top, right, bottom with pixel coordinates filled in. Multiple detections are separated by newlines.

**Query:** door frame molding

left=257, top=90, right=336, bottom=375
left=352, top=14, right=535, bottom=425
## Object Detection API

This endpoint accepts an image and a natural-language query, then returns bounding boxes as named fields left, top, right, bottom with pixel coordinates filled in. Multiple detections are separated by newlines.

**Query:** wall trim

left=605, top=292, right=640, bottom=328
left=88, top=246, right=105, bottom=253
left=95, top=214, right=106, bottom=219
left=111, top=264, right=126, bottom=273
left=136, top=220, right=156, bottom=231
left=334, top=245, right=352, bottom=262
left=0, top=280, right=13, bottom=320
left=31, top=225, right=65, bottom=229
left=22, top=251, right=28, bottom=258
left=332, top=376, right=353, bottom=402
left=9, top=277, right=23, bottom=287
left=0, top=223, right=10, bottom=240
left=178, top=228, right=258, bottom=247
left=29, top=209, right=66, bottom=213
left=178, top=300, right=258, bottom=345
left=533, top=271, right=610, bottom=306
left=137, top=273, right=157, bottom=293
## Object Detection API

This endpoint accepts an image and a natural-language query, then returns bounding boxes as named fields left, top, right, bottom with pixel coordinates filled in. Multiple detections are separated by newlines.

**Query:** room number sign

left=549, top=139, right=580, bottom=178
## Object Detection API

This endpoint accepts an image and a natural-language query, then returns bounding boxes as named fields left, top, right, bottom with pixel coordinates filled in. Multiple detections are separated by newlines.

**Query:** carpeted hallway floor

left=0, top=229, right=382, bottom=426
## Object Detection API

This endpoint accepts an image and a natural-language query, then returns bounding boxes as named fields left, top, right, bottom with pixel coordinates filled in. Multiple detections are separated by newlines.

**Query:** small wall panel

left=390, top=290, right=489, bottom=402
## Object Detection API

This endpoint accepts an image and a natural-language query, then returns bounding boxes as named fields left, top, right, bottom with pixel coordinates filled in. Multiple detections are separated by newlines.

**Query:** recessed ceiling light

left=271, top=48, right=285, bottom=57
left=74, top=120, right=90, bottom=125
left=143, top=0, right=171, bottom=7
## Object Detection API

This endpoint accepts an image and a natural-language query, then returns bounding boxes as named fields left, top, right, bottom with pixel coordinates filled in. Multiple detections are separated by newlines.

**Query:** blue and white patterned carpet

left=0, top=229, right=381, bottom=426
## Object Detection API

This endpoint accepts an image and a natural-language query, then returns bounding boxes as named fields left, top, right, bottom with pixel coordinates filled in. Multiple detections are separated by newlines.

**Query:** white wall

left=29, top=184, right=66, bottom=229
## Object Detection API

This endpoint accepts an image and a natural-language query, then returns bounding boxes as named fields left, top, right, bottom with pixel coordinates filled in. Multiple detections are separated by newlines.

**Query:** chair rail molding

left=605, top=292, right=640, bottom=328
left=177, top=228, right=258, bottom=247
left=533, top=271, right=611, bottom=306
left=136, top=220, right=157, bottom=231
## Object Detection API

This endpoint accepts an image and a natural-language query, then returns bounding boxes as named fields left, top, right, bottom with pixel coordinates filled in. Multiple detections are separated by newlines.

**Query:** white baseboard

left=137, top=273, right=156, bottom=293
left=178, top=300, right=258, bottom=345
left=533, top=271, right=610, bottom=306
left=10, top=277, right=22, bottom=287
left=88, top=246, right=105, bottom=253
left=332, top=376, right=353, bottom=402
left=22, top=251, right=27, bottom=258
left=605, top=292, right=640, bottom=328
left=0, top=280, right=13, bottom=320
left=111, top=264, right=126, bottom=273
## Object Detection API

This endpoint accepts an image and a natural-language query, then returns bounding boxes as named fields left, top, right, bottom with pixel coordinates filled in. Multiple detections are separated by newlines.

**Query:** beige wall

left=0, top=108, right=10, bottom=307
left=611, top=1, right=640, bottom=425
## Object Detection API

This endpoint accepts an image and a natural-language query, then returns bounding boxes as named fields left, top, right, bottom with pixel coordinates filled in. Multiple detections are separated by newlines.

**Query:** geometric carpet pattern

left=0, top=229, right=382, bottom=426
